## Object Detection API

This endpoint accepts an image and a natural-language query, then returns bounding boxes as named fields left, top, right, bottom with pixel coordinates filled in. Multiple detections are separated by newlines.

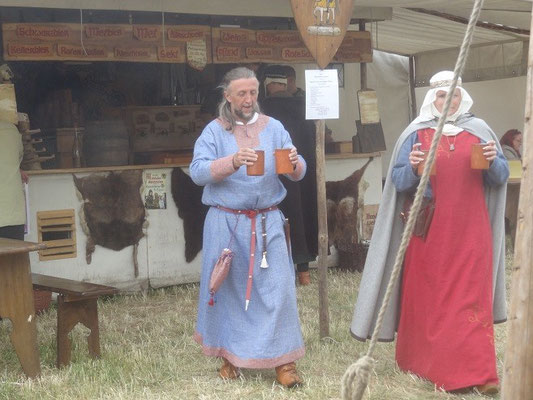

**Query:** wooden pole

left=315, top=119, right=330, bottom=338
left=502, top=7, right=533, bottom=399
left=408, top=56, right=417, bottom=122
left=359, top=20, right=367, bottom=91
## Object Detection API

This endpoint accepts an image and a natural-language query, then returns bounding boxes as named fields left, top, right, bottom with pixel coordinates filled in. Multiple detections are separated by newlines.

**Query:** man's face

left=266, top=82, right=287, bottom=96
left=224, top=77, right=259, bottom=122
left=433, top=88, right=462, bottom=116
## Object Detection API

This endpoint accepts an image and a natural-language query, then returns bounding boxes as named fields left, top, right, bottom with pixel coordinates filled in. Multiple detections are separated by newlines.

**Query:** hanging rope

left=340, top=0, right=486, bottom=398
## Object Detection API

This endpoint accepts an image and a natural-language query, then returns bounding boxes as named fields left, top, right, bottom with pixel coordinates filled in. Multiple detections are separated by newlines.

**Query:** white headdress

left=412, top=70, right=473, bottom=136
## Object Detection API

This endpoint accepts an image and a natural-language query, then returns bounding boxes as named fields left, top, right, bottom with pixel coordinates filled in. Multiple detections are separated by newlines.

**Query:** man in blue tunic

left=190, top=67, right=306, bottom=387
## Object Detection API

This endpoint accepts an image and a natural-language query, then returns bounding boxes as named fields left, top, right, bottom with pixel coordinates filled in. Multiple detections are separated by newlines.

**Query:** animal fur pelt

left=170, top=167, right=208, bottom=262
left=326, top=158, right=373, bottom=271
left=73, top=170, right=145, bottom=266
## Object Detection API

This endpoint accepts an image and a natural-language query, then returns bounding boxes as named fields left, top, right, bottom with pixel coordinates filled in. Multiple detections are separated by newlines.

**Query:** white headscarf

left=412, top=70, right=473, bottom=136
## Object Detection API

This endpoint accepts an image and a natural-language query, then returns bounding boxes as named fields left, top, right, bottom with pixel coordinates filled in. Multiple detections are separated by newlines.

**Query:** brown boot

left=475, top=383, right=499, bottom=395
left=275, top=362, right=303, bottom=388
left=219, top=358, right=239, bottom=379
left=298, top=271, right=311, bottom=286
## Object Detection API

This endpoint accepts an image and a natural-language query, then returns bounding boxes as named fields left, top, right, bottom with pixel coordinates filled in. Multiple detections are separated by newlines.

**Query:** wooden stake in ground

left=315, top=119, right=330, bottom=338
left=502, top=7, right=533, bottom=398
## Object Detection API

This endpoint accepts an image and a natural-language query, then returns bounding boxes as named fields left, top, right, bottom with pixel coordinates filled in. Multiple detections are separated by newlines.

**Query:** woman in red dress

left=351, top=71, right=509, bottom=395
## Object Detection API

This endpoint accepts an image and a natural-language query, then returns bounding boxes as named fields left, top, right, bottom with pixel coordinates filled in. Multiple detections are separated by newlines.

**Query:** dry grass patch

left=0, top=264, right=510, bottom=399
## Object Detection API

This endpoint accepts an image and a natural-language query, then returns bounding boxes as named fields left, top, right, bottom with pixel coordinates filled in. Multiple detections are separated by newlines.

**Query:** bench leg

left=0, top=253, right=41, bottom=378
left=57, top=296, right=100, bottom=368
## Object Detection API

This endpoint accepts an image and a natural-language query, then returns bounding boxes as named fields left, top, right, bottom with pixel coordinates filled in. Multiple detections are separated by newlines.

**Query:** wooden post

left=315, top=119, right=330, bottom=338
left=502, top=7, right=533, bottom=399
left=359, top=20, right=367, bottom=91
left=409, top=56, right=417, bottom=121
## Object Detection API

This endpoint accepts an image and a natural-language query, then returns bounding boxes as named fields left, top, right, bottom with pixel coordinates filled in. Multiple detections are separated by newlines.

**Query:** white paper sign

left=305, top=69, right=339, bottom=120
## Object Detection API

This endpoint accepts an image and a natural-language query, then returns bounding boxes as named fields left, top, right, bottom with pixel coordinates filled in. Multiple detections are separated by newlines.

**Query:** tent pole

left=315, top=119, right=330, bottom=338
left=502, top=6, right=533, bottom=399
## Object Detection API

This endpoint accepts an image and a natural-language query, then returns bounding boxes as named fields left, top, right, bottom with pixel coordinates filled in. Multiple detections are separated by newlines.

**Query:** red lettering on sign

left=167, top=29, right=205, bottom=42
left=220, top=30, right=249, bottom=44
left=256, top=32, right=301, bottom=46
left=85, top=25, right=125, bottom=39
left=216, top=46, right=241, bottom=61
left=15, top=25, right=70, bottom=40
left=245, top=47, right=273, bottom=59
left=133, top=26, right=161, bottom=41
left=281, top=47, right=312, bottom=60
left=7, top=43, right=54, bottom=57
left=157, top=46, right=182, bottom=61
left=114, top=47, right=152, bottom=59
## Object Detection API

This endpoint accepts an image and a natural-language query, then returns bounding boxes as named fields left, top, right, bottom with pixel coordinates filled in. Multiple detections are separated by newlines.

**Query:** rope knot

left=341, top=355, right=375, bottom=400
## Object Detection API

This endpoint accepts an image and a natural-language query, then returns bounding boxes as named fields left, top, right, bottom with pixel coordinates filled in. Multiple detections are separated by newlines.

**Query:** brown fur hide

left=325, top=158, right=372, bottom=271
left=74, top=170, right=145, bottom=265
left=170, top=168, right=208, bottom=262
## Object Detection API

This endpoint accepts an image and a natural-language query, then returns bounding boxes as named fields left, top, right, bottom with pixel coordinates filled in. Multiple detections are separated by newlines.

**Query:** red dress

left=395, top=128, right=499, bottom=391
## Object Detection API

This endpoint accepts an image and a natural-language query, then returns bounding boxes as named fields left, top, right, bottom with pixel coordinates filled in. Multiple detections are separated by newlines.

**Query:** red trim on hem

left=194, top=331, right=305, bottom=369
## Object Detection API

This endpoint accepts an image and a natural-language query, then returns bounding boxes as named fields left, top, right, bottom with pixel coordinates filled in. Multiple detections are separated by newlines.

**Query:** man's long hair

left=217, top=67, right=260, bottom=131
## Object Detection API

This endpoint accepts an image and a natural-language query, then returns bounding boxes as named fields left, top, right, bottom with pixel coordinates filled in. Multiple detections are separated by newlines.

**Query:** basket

left=33, top=289, right=52, bottom=314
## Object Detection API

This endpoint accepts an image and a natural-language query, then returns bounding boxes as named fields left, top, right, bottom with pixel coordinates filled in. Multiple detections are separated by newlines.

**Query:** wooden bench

left=31, top=273, right=119, bottom=368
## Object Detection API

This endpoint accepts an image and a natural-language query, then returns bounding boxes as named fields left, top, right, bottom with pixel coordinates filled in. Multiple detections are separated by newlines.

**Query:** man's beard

left=234, top=103, right=259, bottom=121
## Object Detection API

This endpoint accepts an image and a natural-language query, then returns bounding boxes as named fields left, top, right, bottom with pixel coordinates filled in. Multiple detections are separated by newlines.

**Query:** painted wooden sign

left=2, top=23, right=212, bottom=65
left=290, top=0, right=355, bottom=68
left=211, top=28, right=370, bottom=64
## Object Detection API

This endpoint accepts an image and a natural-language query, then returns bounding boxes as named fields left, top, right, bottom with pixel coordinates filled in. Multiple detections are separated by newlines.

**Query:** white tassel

left=260, top=252, right=269, bottom=269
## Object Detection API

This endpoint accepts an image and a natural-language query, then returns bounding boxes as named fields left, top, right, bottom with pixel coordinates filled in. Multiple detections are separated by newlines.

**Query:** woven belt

left=216, top=205, right=278, bottom=310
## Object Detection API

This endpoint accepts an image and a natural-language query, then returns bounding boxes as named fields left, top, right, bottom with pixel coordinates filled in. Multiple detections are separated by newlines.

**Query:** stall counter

left=25, top=153, right=381, bottom=290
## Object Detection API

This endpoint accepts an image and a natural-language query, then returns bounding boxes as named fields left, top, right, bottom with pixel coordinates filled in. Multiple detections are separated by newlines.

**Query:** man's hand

left=289, top=147, right=299, bottom=167
left=233, top=148, right=258, bottom=169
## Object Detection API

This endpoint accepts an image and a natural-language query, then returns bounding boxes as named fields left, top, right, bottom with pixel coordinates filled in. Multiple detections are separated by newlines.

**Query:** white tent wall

left=415, top=76, right=527, bottom=140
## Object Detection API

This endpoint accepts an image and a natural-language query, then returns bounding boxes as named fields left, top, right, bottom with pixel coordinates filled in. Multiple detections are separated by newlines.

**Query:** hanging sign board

left=290, top=0, right=356, bottom=69
left=211, top=28, right=370, bottom=64
left=2, top=23, right=212, bottom=64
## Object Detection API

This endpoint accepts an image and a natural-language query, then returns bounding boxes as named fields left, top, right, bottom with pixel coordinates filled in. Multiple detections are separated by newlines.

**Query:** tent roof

left=1, top=0, right=530, bottom=56
left=356, top=1, right=530, bottom=55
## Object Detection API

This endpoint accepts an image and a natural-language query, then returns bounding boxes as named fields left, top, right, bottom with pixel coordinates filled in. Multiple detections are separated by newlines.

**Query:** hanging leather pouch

left=400, top=194, right=436, bottom=239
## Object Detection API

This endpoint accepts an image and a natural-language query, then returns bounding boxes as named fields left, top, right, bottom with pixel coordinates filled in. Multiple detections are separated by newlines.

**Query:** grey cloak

left=350, top=113, right=508, bottom=341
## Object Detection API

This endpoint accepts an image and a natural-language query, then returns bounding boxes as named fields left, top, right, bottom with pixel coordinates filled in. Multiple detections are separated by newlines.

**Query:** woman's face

left=433, top=88, right=462, bottom=116
left=512, top=133, right=522, bottom=151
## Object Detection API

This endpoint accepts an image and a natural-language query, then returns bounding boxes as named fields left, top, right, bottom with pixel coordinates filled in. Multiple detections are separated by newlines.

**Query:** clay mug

left=246, top=150, right=265, bottom=176
left=471, top=143, right=489, bottom=170
left=275, top=148, right=293, bottom=174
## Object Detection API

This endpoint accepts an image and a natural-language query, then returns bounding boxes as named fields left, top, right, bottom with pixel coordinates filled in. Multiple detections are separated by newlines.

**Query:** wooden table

left=0, top=238, right=46, bottom=378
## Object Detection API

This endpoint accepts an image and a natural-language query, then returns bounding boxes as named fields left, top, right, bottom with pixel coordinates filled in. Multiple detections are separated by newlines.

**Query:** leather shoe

left=475, top=383, right=499, bottom=395
left=275, top=362, right=303, bottom=388
left=219, top=358, right=239, bottom=379
left=298, top=271, right=311, bottom=286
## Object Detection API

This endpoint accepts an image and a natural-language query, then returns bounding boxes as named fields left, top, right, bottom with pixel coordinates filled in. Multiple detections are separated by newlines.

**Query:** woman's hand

left=232, top=148, right=258, bottom=169
left=289, top=147, right=299, bottom=167
left=483, top=140, right=498, bottom=162
left=409, top=143, right=424, bottom=171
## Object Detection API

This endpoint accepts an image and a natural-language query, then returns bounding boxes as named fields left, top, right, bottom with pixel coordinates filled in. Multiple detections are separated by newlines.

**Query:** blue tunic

left=190, top=114, right=306, bottom=368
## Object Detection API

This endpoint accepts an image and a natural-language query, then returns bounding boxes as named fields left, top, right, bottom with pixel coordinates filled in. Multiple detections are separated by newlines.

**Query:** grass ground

left=0, top=260, right=510, bottom=399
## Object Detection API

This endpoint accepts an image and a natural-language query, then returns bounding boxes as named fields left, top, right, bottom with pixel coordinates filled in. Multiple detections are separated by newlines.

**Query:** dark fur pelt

left=74, top=170, right=145, bottom=264
left=170, top=168, right=208, bottom=262
left=326, top=158, right=373, bottom=271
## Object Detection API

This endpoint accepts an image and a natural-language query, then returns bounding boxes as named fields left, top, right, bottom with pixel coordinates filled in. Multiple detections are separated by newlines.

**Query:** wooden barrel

left=84, top=120, right=129, bottom=167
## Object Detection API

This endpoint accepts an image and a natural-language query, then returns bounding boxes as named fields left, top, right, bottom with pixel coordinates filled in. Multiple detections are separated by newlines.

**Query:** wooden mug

left=275, top=149, right=293, bottom=174
left=471, top=143, right=489, bottom=170
left=417, top=150, right=436, bottom=176
left=247, top=150, right=265, bottom=176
